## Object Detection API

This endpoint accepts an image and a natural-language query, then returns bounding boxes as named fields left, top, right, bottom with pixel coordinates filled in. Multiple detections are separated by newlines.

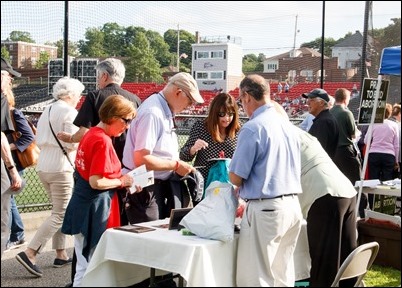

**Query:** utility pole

left=292, top=14, right=299, bottom=57
left=176, top=24, right=180, bottom=72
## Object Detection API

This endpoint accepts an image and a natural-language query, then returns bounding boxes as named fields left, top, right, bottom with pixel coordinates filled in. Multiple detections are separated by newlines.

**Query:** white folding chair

left=331, top=241, right=379, bottom=287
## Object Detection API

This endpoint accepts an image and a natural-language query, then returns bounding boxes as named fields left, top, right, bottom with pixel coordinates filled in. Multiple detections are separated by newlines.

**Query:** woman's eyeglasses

left=218, top=112, right=235, bottom=117
left=120, top=117, right=133, bottom=125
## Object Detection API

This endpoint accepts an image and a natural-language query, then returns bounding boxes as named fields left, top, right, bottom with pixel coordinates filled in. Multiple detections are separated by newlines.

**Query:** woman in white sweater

left=16, top=77, right=84, bottom=277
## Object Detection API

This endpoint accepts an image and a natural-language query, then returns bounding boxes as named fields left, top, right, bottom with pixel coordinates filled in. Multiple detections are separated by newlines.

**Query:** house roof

left=332, top=30, right=373, bottom=48
left=265, top=47, right=328, bottom=61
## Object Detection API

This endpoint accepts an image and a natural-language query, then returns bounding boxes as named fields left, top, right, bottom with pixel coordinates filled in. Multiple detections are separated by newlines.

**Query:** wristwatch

left=7, top=165, right=15, bottom=170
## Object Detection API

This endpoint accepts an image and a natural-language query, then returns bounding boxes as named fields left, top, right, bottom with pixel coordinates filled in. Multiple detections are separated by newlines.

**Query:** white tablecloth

left=82, top=219, right=310, bottom=287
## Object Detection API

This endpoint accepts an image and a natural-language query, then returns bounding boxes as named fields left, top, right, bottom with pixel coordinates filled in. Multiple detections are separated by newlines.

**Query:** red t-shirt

left=75, top=127, right=122, bottom=228
left=75, top=127, right=121, bottom=181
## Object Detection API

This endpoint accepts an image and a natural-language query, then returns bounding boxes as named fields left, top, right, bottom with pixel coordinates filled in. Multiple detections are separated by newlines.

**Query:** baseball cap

left=302, top=88, right=329, bottom=103
left=1, top=57, right=21, bottom=77
left=169, top=72, right=204, bottom=104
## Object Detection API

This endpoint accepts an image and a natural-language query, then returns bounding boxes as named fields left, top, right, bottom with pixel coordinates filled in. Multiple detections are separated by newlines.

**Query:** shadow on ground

left=1, top=247, right=73, bottom=287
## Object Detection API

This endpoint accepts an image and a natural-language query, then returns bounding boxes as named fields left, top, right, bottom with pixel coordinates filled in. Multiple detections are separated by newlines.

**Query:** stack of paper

left=126, top=164, right=154, bottom=194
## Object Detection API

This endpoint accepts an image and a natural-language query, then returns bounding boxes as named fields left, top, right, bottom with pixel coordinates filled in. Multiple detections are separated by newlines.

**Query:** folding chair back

left=331, top=241, right=379, bottom=287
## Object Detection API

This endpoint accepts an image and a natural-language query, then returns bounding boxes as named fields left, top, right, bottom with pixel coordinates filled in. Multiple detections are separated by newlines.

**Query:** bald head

left=239, top=74, right=270, bottom=102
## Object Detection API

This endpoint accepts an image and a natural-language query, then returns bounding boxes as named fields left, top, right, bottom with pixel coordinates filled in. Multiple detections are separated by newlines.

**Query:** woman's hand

left=57, top=131, right=71, bottom=142
left=190, top=139, right=208, bottom=155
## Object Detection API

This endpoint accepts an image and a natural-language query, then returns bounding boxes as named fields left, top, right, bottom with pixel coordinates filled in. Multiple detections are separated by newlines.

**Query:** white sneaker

left=5, top=239, right=26, bottom=252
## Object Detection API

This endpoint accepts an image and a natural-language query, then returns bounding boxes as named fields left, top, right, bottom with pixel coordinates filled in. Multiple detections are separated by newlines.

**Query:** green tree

left=123, top=26, right=172, bottom=67
left=164, top=29, right=195, bottom=71
left=373, top=18, right=401, bottom=53
left=300, top=37, right=337, bottom=57
left=146, top=30, right=172, bottom=68
left=1, top=47, right=10, bottom=60
left=46, top=39, right=79, bottom=58
left=35, top=51, right=50, bottom=68
left=242, top=54, right=259, bottom=72
left=78, top=27, right=107, bottom=57
left=123, top=32, right=163, bottom=83
left=101, top=22, right=126, bottom=57
left=8, top=31, right=35, bottom=43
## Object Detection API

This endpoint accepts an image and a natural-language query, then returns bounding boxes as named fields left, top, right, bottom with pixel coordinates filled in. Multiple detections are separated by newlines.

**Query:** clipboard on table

left=114, top=224, right=156, bottom=233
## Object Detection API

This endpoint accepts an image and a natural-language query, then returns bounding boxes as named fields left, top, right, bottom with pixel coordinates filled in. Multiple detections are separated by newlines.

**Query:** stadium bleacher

left=13, top=81, right=360, bottom=115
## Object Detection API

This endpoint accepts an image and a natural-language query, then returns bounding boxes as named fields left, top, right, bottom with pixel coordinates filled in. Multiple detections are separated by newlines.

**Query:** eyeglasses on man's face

left=218, top=112, right=235, bottom=117
left=181, top=90, right=195, bottom=106
left=237, top=89, right=250, bottom=101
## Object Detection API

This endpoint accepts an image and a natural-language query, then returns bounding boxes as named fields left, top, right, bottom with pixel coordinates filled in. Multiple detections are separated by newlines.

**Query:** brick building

left=1, top=40, right=58, bottom=69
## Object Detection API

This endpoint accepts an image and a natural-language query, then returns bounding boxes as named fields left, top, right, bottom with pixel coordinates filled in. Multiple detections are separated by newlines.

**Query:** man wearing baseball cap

left=302, top=88, right=339, bottom=158
left=1, top=57, right=22, bottom=78
left=122, top=72, right=204, bottom=223
left=167, top=72, right=204, bottom=105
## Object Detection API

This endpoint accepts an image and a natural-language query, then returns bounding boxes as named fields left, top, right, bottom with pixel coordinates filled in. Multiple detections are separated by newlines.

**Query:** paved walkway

left=1, top=211, right=74, bottom=287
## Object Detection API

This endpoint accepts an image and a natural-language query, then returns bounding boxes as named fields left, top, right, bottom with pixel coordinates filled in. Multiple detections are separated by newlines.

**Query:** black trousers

left=333, top=145, right=367, bottom=217
left=307, top=194, right=358, bottom=287
left=367, top=152, right=396, bottom=209
left=124, top=175, right=190, bottom=224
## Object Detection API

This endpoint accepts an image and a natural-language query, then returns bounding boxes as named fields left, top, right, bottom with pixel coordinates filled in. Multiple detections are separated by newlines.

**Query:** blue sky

left=1, top=1, right=400, bottom=57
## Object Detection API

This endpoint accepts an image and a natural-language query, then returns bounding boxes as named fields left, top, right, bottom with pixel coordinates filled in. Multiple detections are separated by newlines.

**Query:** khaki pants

left=28, top=171, right=73, bottom=252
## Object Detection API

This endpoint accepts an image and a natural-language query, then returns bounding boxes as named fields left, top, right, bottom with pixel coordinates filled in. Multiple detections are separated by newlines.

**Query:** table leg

left=150, top=268, right=156, bottom=286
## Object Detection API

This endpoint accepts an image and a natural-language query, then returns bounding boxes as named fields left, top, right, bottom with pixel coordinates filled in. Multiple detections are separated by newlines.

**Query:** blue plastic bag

left=205, top=159, right=231, bottom=191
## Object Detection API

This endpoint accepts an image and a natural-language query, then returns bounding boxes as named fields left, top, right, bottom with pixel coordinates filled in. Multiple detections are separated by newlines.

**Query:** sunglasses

left=120, top=117, right=133, bottom=125
left=218, top=112, right=235, bottom=117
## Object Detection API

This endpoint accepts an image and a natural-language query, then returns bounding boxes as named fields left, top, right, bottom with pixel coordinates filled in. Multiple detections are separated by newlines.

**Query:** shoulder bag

left=48, top=106, right=75, bottom=169
left=10, top=109, right=40, bottom=169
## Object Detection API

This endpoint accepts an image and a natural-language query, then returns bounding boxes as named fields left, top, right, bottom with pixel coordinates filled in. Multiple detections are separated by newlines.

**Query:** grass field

left=364, top=264, right=401, bottom=287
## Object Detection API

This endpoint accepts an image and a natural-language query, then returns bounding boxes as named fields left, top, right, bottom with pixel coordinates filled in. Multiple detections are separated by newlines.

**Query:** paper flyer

left=126, top=164, right=154, bottom=193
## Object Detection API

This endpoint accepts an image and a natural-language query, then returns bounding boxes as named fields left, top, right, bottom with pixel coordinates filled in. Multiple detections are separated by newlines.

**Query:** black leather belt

left=244, top=194, right=298, bottom=202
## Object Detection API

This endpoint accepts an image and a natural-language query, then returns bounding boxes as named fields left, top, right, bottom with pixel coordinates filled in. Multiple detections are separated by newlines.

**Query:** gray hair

left=52, top=77, right=85, bottom=101
left=96, top=58, right=125, bottom=85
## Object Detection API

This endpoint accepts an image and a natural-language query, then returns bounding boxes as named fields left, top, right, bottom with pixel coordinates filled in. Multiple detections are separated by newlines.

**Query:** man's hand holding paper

left=126, top=164, right=154, bottom=194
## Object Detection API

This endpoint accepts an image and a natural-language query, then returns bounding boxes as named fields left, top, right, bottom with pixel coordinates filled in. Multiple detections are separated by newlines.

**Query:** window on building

left=267, top=63, right=277, bottom=70
left=9, top=45, right=13, bottom=51
left=197, top=51, right=209, bottom=59
left=210, top=71, right=223, bottom=79
left=196, top=71, right=224, bottom=80
left=211, top=51, right=223, bottom=59
left=196, top=72, right=208, bottom=79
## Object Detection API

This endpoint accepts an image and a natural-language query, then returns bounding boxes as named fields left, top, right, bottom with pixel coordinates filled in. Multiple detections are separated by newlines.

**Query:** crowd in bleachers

left=106, top=81, right=361, bottom=118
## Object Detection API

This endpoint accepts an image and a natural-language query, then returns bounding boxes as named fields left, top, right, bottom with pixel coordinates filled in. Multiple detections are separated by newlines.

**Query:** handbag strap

left=48, top=106, right=75, bottom=168
left=9, top=109, right=21, bottom=140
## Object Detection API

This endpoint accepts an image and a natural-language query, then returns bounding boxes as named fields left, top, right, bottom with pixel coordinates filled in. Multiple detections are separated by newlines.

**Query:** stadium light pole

left=176, top=24, right=187, bottom=72
left=176, top=24, right=188, bottom=72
